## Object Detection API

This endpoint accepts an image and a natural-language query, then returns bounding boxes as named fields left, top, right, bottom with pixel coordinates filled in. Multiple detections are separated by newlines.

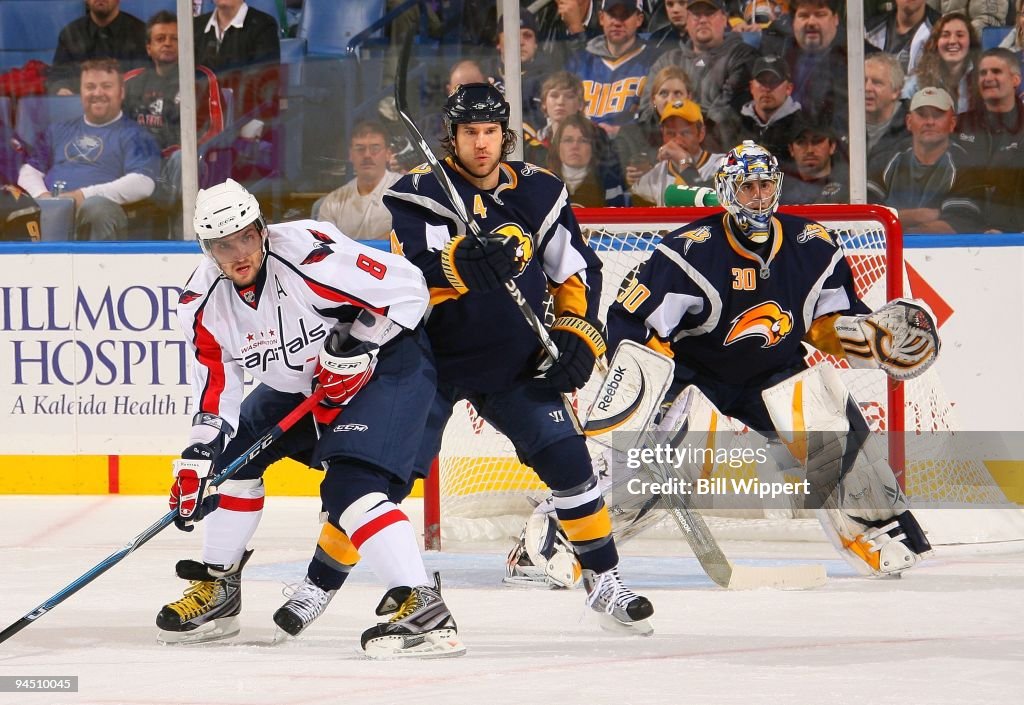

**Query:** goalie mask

left=193, top=178, right=268, bottom=266
left=714, top=141, right=783, bottom=243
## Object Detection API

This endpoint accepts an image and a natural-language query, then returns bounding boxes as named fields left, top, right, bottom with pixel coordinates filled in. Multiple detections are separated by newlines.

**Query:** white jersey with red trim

left=176, top=219, right=429, bottom=432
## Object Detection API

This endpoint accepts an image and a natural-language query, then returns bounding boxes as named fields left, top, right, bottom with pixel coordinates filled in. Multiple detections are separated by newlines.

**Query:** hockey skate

left=272, top=578, right=337, bottom=637
left=360, top=573, right=465, bottom=659
left=155, top=549, right=252, bottom=644
left=582, top=567, right=654, bottom=636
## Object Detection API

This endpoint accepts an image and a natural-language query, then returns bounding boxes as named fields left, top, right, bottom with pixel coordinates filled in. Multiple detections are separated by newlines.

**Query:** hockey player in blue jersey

left=605, top=141, right=938, bottom=577
left=383, top=82, right=654, bottom=634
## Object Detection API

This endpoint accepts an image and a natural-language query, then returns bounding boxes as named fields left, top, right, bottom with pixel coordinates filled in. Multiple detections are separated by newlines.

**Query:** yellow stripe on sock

left=318, top=523, right=360, bottom=566
left=560, top=508, right=613, bottom=543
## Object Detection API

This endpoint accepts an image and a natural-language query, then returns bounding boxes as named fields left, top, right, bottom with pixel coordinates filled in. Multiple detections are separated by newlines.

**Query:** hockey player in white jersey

left=157, top=179, right=463, bottom=658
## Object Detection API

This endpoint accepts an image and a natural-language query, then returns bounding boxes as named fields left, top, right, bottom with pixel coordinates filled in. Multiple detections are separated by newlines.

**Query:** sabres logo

left=491, top=222, right=534, bottom=274
left=673, top=225, right=712, bottom=254
left=796, top=223, right=833, bottom=245
left=724, top=301, right=794, bottom=348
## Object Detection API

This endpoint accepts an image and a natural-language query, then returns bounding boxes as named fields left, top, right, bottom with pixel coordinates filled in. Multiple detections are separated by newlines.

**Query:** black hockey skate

left=156, top=549, right=253, bottom=644
left=273, top=578, right=337, bottom=637
left=360, top=573, right=465, bottom=658
left=583, top=567, right=654, bottom=636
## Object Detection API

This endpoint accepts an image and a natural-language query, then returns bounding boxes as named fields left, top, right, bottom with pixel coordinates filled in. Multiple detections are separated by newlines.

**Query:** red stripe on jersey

left=193, top=306, right=226, bottom=416
left=349, top=508, right=408, bottom=549
left=301, top=276, right=387, bottom=316
left=218, top=494, right=265, bottom=512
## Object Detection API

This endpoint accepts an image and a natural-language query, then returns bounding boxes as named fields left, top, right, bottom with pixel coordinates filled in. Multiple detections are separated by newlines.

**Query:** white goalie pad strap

left=584, top=340, right=674, bottom=450
left=834, top=298, right=940, bottom=381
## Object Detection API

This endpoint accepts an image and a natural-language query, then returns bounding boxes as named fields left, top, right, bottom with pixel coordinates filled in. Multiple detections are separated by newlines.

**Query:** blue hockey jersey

left=385, top=159, right=603, bottom=392
left=607, top=211, right=869, bottom=389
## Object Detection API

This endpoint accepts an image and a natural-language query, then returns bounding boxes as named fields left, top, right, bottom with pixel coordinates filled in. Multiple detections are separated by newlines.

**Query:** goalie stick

left=584, top=345, right=825, bottom=589
left=393, top=32, right=560, bottom=367
left=0, top=388, right=327, bottom=645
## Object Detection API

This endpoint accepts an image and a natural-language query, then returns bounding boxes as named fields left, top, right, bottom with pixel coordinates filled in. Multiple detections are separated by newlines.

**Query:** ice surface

left=1, top=496, right=1022, bottom=705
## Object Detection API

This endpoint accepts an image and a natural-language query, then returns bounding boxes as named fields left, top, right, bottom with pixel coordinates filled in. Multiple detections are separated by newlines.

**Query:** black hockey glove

left=538, top=314, right=607, bottom=392
left=169, top=442, right=222, bottom=531
left=441, top=234, right=519, bottom=293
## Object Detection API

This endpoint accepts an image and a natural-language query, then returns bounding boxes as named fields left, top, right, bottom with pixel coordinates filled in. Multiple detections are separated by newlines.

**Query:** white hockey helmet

left=193, top=178, right=266, bottom=257
left=714, top=141, right=783, bottom=240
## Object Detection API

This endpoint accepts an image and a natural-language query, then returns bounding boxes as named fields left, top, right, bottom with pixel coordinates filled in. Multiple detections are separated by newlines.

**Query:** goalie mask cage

left=423, top=205, right=1024, bottom=551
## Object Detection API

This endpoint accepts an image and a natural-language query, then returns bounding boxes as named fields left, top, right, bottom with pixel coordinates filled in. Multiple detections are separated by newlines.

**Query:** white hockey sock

left=341, top=493, right=429, bottom=589
left=202, top=478, right=264, bottom=568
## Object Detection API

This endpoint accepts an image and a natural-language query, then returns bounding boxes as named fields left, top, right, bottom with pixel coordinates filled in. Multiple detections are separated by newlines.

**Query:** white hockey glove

left=834, top=298, right=939, bottom=381
left=170, top=442, right=221, bottom=532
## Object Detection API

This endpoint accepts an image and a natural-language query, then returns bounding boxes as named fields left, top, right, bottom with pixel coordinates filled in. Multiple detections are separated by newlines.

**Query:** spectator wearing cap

left=761, top=0, right=879, bottom=145
left=867, top=87, right=977, bottom=233
left=487, top=10, right=552, bottom=131
left=534, top=0, right=605, bottom=65
left=737, top=55, right=803, bottom=159
left=631, top=99, right=725, bottom=206
left=641, top=0, right=759, bottom=151
left=566, top=0, right=658, bottom=139
left=780, top=117, right=849, bottom=204
left=614, top=64, right=693, bottom=188
left=865, top=52, right=911, bottom=161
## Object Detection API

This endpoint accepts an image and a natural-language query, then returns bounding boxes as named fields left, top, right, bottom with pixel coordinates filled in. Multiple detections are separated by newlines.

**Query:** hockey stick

left=393, top=32, right=560, bottom=364
left=637, top=426, right=826, bottom=590
left=0, top=388, right=326, bottom=645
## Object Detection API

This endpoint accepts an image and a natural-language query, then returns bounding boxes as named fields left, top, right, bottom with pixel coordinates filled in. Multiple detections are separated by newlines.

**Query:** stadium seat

left=982, top=26, right=1013, bottom=50
left=14, top=95, right=82, bottom=151
left=0, top=49, right=52, bottom=72
left=0, top=0, right=84, bottom=51
left=118, top=0, right=175, bottom=23
left=299, top=0, right=385, bottom=56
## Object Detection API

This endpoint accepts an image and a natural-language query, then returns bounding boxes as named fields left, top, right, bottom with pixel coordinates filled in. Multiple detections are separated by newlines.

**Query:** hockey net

left=425, top=205, right=1024, bottom=549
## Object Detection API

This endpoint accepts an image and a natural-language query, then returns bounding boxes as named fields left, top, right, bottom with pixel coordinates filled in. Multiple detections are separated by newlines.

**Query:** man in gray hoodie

left=737, top=55, right=804, bottom=159
left=639, top=0, right=758, bottom=150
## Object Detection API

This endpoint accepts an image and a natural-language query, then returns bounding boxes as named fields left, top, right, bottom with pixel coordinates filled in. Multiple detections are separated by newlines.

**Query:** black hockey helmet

left=443, top=83, right=510, bottom=140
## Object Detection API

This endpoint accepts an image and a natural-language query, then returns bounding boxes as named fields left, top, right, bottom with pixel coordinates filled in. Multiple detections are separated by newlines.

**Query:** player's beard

left=458, top=150, right=501, bottom=180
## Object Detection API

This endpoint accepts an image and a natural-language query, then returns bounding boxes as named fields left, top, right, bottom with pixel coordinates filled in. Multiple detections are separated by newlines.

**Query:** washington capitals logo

left=302, top=229, right=335, bottom=264
left=724, top=301, right=794, bottom=348
left=179, top=290, right=201, bottom=304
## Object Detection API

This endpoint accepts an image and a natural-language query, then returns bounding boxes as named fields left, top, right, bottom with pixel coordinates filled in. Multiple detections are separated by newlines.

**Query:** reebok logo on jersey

left=796, top=223, right=833, bottom=245
left=724, top=301, right=794, bottom=348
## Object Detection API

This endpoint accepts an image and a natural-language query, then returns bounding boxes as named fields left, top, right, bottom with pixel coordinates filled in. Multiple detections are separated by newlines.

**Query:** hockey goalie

left=507, top=141, right=940, bottom=587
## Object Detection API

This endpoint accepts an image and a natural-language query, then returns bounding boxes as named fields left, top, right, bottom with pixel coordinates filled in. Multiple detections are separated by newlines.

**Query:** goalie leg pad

left=504, top=509, right=583, bottom=589
left=763, top=365, right=928, bottom=576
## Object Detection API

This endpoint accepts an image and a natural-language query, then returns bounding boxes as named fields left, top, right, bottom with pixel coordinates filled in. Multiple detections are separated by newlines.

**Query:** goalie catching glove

left=538, top=314, right=607, bottom=392
left=170, top=442, right=222, bottom=531
left=441, top=232, right=524, bottom=293
left=834, top=298, right=939, bottom=381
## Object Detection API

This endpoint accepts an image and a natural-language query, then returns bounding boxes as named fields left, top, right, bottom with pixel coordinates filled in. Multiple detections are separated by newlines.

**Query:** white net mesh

left=434, top=206, right=1018, bottom=541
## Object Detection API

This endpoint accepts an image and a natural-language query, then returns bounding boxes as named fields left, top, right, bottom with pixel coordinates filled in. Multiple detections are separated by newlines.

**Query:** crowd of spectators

left=4, top=0, right=1024, bottom=241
